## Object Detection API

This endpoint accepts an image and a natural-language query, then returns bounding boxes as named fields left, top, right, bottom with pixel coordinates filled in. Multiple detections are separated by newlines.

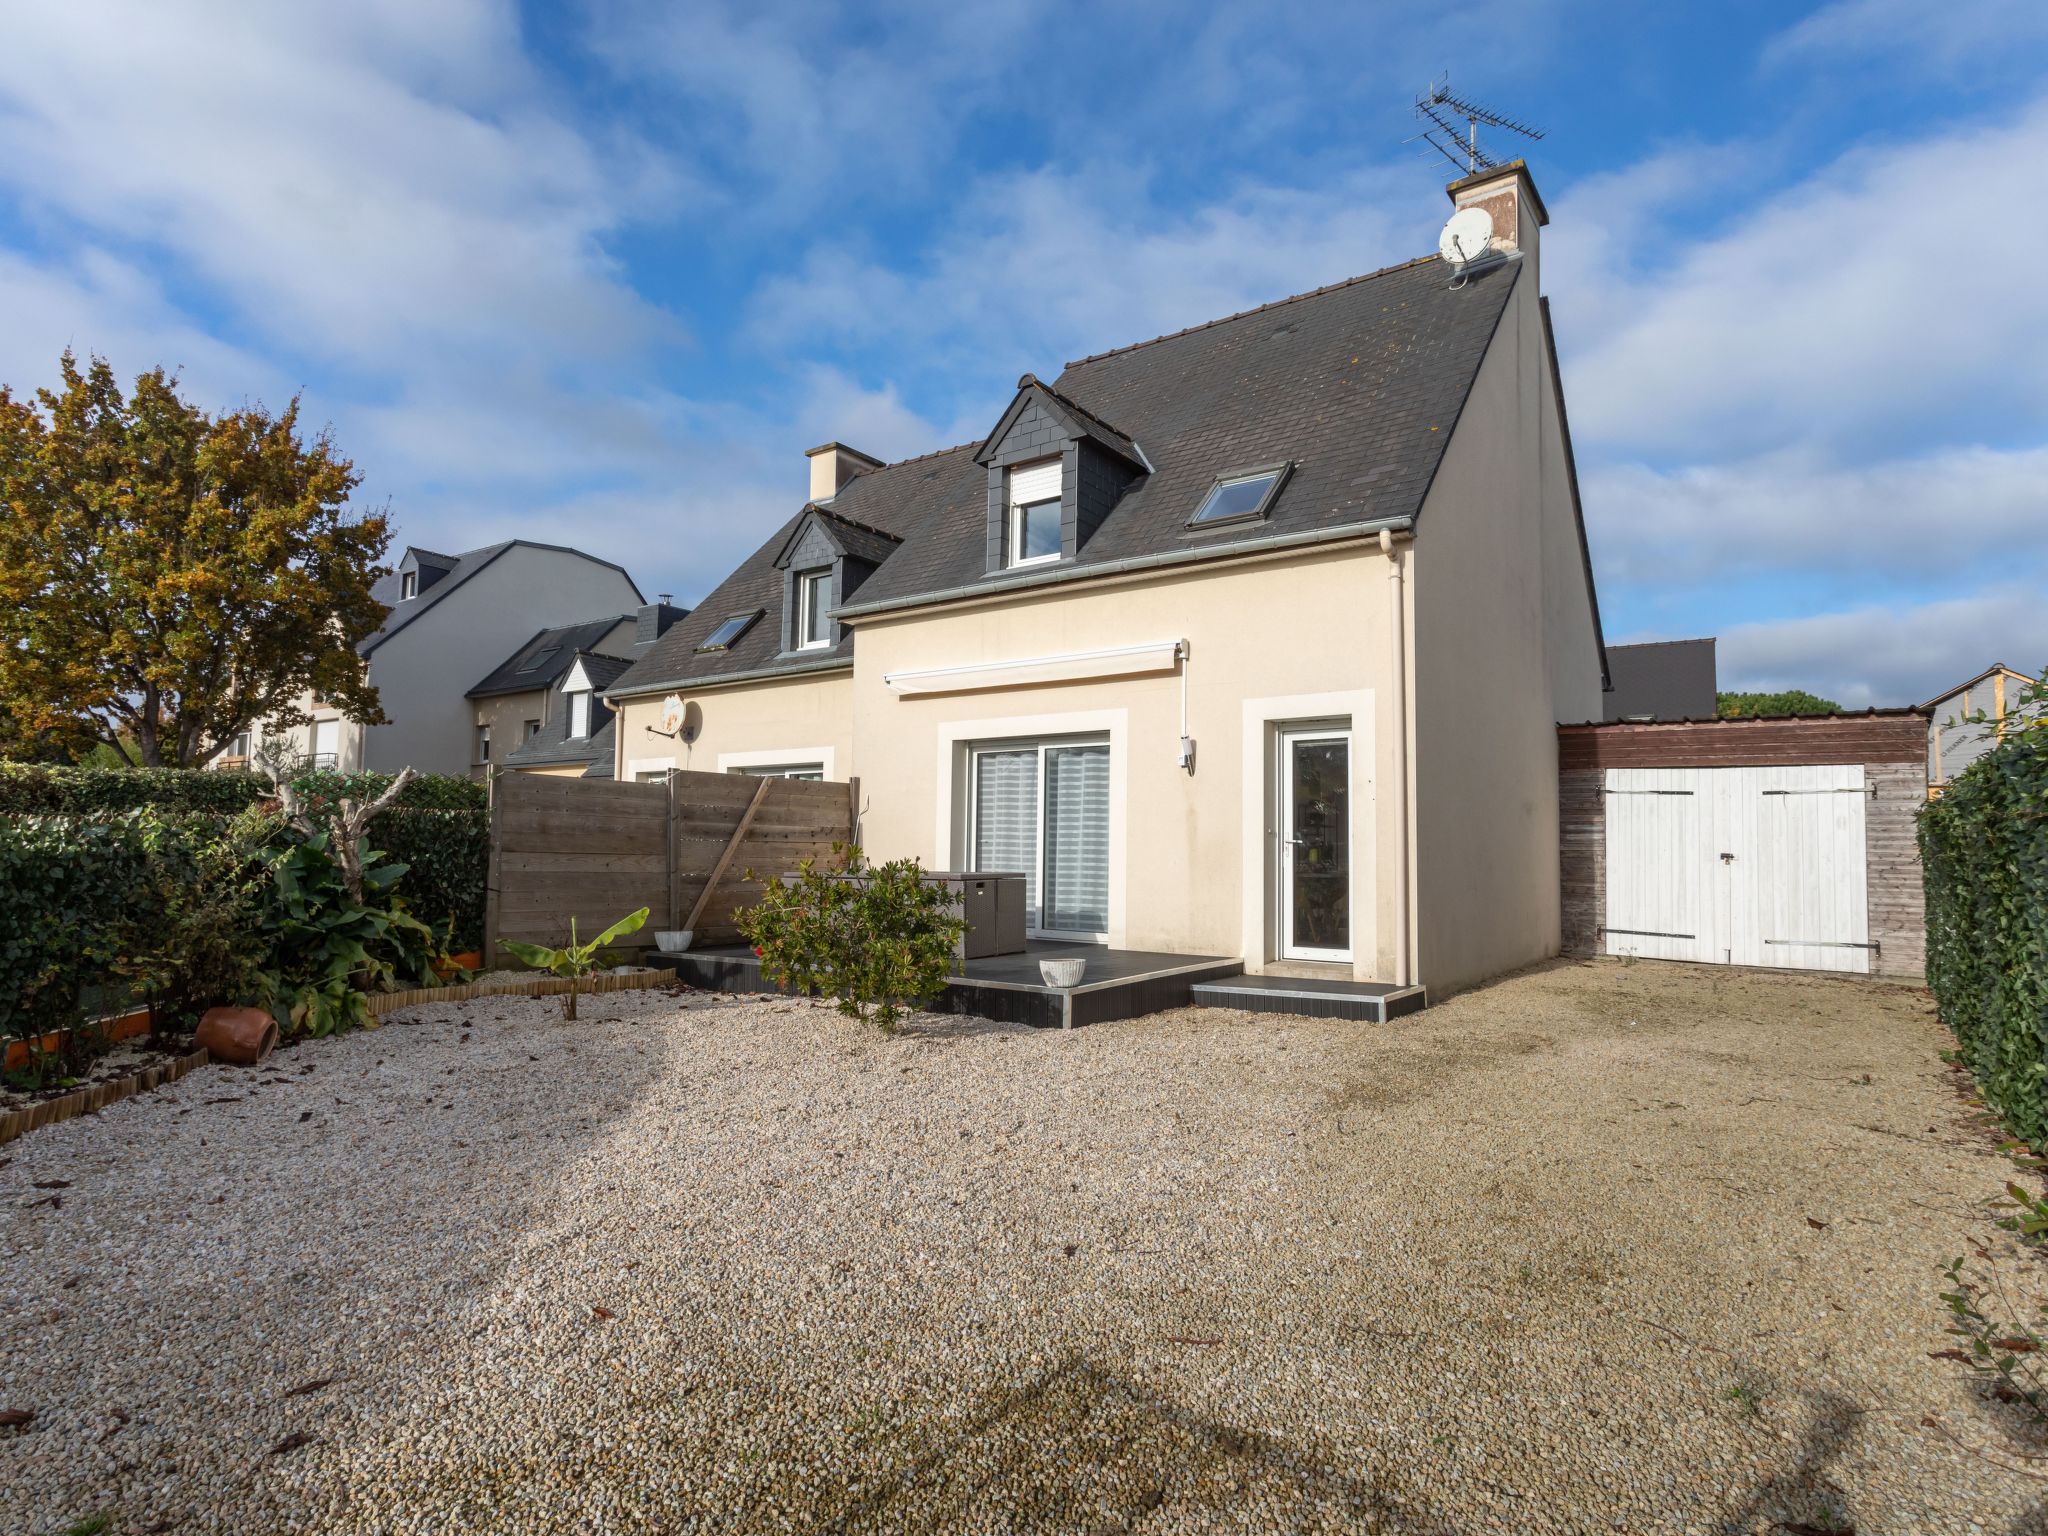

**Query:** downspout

left=1380, top=529, right=1411, bottom=987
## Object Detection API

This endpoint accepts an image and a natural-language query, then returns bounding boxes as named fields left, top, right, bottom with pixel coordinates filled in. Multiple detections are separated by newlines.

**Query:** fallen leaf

left=298, top=1111, right=313, bottom=1123
left=272, top=1430, right=315, bottom=1455
left=592, top=1305, right=616, bottom=1321
left=1927, top=1348, right=1974, bottom=1362
left=0, top=1408, right=33, bottom=1427
left=284, top=1378, right=337, bottom=1397
left=1805, top=1217, right=1828, bottom=1231
left=32, top=1179, right=70, bottom=1189
left=1990, top=1338, right=2040, bottom=1353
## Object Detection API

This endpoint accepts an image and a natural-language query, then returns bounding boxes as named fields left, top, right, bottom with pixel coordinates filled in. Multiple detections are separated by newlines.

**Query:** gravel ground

left=4, top=960, right=2045, bottom=1535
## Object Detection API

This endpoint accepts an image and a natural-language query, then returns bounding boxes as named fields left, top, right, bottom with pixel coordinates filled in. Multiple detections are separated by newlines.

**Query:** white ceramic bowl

left=655, top=929, right=695, bottom=952
left=1038, top=958, right=1086, bottom=988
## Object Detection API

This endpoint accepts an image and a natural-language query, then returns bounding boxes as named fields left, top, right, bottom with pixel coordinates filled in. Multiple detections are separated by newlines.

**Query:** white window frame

left=795, top=568, right=831, bottom=650
left=1005, top=458, right=1063, bottom=569
left=400, top=570, right=418, bottom=599
left=731, top=763, right=825, bottom=781
left=964, top=732, right=1113, bottom=943
left=718, top=745, right=837, bottom=780
left=475, top=722, right=491, bottom=764
left=568, top=690, right=591, bottom=739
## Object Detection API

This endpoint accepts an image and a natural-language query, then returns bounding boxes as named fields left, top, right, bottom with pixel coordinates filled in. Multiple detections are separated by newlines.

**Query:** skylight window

left=517, top=645, right=560, bottom=674
left=696, top=610, right=762, bottom=652
left=1188, top=463, right=1290, bottom=527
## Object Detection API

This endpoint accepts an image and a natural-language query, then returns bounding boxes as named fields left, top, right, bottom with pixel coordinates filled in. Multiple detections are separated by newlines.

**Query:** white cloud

left=1554, top=97, right=2048, bottom=460
left=1582, top=442, right=2048, bottom=589
left=1763, top=0, right=2048, bottom=76
left=748, top=163, right=1424, bottom=381
left=1718, top=589, right=2048, bottom=709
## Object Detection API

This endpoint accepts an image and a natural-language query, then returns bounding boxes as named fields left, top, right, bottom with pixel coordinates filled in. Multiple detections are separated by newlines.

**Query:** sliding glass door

left=969, top=737, right=1110, bottom=940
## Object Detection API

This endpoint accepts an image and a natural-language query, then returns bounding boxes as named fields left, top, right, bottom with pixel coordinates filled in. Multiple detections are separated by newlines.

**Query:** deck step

left=1190, top=975, right=1426, bottom=1023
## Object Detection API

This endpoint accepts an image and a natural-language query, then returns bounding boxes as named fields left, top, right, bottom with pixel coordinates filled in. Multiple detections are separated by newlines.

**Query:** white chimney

left=1444, top=159, right=1548, bottom=284
left=804, top=441, right=884, bottom=502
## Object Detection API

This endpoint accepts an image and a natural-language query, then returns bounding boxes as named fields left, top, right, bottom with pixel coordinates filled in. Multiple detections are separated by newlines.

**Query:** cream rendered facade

left=608, top=167, right=1603, bottom=996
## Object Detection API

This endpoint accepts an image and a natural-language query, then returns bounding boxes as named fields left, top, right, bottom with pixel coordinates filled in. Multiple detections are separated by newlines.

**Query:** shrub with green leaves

left=0, top=814, right=152, bottom=1039
left=0, top=762, right=269, bottom=815
left=1919, top=725, right=2048, bottom=1145
left=738, top=848, right=967, bottom=1031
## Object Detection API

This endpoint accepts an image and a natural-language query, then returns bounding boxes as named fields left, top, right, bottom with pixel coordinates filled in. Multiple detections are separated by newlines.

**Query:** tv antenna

left=1409, top=74, right=1544, bottom=175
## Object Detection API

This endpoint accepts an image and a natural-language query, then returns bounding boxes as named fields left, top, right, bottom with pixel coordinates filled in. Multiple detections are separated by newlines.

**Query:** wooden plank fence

left=485, top=768, right=858, bottom=958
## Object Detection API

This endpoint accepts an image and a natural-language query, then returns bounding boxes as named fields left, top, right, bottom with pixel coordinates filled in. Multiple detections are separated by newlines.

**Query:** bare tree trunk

left=257, top=749, right=416, bottom=903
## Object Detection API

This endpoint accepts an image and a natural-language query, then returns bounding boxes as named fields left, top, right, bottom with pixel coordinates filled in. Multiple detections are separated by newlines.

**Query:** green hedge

left=0, top=763, right=269, bottom=814
left=0, top=762, right=488, bottom=952
left=0, top=815, right=153, bottom=1037
left=1920, top=733, right=2048, bottom=1144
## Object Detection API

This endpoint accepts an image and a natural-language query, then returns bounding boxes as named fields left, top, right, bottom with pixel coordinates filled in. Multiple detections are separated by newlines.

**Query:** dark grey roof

left=580, top=719, right=618, bottom=778
left=362, top=540, right=643, bottom=657
left=501, top=652, right=634, bottom=769
left=974, top=376, right=1144, bottom=469
left=842, top=253, right=1518, bottom=613
left=1603, top=639, right=1718, bottom=722
left=608, top=251, right=1522, bottom=695
left=771, top=507, right=904, bottom=570
left=609, top=443, right=974, bottom=696
left=467, top=616, right=636, bottom=699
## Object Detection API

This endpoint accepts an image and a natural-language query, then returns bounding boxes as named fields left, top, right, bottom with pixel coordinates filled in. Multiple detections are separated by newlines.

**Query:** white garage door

left=1604, top=765, right=1870, bottom=973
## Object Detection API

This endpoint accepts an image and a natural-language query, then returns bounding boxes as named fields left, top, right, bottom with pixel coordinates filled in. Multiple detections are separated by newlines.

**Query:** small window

left=400, top=570, right=418, bottom=600
left=524, top=718, right=542, bottom=740
left=475, top=723, right=491, bottom=763
left=696, top=610, right=762, bottom=652
left=568, top=691, right=591, bottom=739
left=1009, top=499, right=1061, bottom=566
left=731, top=763, right=825, bottom=781
left=517, top=645, right=560, bottom=674
left=1188, top=464, right=1290, bottom=527
left=795, top=569, right=831, bottom=650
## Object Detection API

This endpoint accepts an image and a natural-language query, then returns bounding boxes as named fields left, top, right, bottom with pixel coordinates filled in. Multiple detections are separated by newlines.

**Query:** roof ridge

left=1613, top=636, right=1716, bottom=649
left=871, top=439, right=981, bottom=471
left=1061, top=251, right=1445, bottom=371
left=1025, top=374, right=1139, bottom=452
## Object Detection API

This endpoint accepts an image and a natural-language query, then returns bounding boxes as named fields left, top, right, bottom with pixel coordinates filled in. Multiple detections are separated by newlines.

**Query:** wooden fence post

left=666, top=768, right=680, bottom=929
left=683, top=776, right=773, bottom=933
left=847, top=774, right=861, bottom=851
left=483, top=765, right=503, bottom=966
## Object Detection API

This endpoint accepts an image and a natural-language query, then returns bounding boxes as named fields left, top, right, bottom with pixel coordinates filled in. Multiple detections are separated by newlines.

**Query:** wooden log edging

left=365, top=966, right=679, bottom=1018
left=0, top=1046, right=210, bottom=1148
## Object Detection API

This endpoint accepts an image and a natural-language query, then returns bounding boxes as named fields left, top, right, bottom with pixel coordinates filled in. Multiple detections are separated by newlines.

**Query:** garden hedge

left=1920, top=732, right=2048, bottom=1144
left=0, top=814, right=153, bottom=1038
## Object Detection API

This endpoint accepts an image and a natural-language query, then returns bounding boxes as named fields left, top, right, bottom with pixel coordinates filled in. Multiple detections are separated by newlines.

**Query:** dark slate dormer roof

left=607, top=252, right=1523, bottom=695
left=608, top=443, right=977, bottom=697
left=362, top=540, right=642, bottom=657
left=771, top=506, right=904, bottom=571
left=974, top=375, right=1147, bottom=471
left=501, top=652, right=634, bottom=770
left=466, top=615, right=636, bottom=699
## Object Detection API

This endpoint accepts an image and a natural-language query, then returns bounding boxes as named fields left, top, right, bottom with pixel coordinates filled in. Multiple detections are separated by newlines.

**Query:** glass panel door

left=1043, top=743, right=1109, bottom=934
left=972, top=748, right=1039, bottom=918
left=1280, top=728, right=1350, bottom=960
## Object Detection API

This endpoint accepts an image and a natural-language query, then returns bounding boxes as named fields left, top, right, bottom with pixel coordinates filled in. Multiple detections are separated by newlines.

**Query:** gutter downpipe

left=1381, top=528, right=1412, bottom=988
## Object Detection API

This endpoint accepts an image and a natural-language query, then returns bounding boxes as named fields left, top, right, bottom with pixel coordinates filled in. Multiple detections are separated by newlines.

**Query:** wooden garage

left=1558, top=711, right=1929, bottom=978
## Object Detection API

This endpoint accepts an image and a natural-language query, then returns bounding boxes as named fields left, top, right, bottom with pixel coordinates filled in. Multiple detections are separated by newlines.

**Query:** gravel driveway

left=4, top=961, right=2045, bottom=1535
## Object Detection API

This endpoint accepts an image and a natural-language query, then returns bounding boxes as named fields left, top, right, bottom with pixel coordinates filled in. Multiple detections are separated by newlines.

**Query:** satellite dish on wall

left=657, top=693, right=700, bottom=744
left=1438, top=206, right=1495, bottom=267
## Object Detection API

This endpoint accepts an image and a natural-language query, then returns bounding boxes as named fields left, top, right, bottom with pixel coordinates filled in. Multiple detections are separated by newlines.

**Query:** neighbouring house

left=472, top=603, right=686, bottom=780
left=1924, top=663, right=2041, bottom=792
left=217, top=541, right=644, bottom=778
left=603, top=162, right=1608, bottom=998
left=1601, top=638, right=1716, bottom=722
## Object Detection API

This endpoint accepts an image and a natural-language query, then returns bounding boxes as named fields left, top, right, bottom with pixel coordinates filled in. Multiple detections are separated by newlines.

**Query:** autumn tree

left=0, top=352, right=390, bottom=767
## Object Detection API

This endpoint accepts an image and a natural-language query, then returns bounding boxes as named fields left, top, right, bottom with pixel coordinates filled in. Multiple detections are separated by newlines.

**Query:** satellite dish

left=658, top=693, right=697, bottom=743
left=1438, top=206, right=1495, bottom=267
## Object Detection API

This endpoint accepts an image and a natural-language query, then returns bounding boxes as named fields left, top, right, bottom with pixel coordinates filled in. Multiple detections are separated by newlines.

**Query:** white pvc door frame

left=1277, top=723, right=1354, bottom=963
left=1603, top=764, right=1871, bottom=974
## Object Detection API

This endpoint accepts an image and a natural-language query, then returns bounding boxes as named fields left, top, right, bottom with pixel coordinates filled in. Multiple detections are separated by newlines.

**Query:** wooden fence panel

left=485, top=768, right=857, bottom=957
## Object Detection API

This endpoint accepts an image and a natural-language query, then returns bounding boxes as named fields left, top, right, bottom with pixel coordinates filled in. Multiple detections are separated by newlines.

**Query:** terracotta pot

left=195, top=1006, right=279, bottom=1066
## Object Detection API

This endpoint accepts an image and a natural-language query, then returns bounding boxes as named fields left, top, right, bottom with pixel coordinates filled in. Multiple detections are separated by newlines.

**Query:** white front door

left=1278, top=726, right=1352, bottom=961
left=1604, top=765, right=1870, bottom=973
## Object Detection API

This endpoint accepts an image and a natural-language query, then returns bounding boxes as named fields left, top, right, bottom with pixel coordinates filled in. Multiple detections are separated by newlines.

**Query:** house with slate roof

left=217, top=540, right=646, bottom=778
left=604, top=162, right=1609, bottom=996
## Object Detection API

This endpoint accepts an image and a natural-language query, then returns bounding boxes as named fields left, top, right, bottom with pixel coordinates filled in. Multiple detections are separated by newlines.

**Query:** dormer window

left=400, top=570, right=418, bottom=599
left=1188, top=463, right=1291, bottom=528
left=568, top=689, right=591, bottom=739
left=795, top=569, right=831, bottom=649
left=1006, top=459, right=1062, bottom=567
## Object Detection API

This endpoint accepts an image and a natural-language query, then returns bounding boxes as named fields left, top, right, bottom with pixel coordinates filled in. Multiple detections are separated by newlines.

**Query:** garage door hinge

left=1763, top=938, right=1879, bottom=949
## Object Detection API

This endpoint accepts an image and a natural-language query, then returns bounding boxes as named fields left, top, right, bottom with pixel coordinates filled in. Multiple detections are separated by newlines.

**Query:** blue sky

left=2, top=0, right=2045, bottom=707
